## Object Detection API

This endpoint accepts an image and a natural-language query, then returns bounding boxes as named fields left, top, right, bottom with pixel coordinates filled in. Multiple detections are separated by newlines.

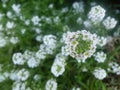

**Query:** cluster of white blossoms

left=31, top=16, right=41, bottom=26
left=12, top=50, right=41, bottom=68
left=72, top=2, right=84, bottom=13
left=51, top=53, right=66, bottom=77
left=36, top=34, right=57, bottom=55
left=88, top=5, right=106, bottom=23
left=17, top=68, right=29, bottom=81
left=103, top=16, right=117, bottom=30
left=62, top=30, right=100, bottom=62
left=108, top=62, right=120, bottom=75
left=12, top=52, right=25, bottom=65
left=12, top=81, right=31, bottom=90
left=45, top=78, right=57, bottom=90
left=93, top=68, right=107, bottom=80
left=9, top=69, right=29, bottom=82
left=94, top=52, right=107, bottom=63
left=97, top=36, right=107, bottom=47
left=12, top=4, right=21, bottom=14
left=43, top=34, right=57, bottom=49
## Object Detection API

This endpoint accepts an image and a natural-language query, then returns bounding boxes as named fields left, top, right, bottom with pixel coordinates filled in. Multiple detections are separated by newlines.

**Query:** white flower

left=0, top=36, right=7, bottom=47
left=45, top=17, right=52, bottom=24
left=83, top=20, right=92, bottom=28
left=33, top=74, right=40, bottom=81
left=48, top=4, right=54, bottom=9
left=9, top=70, right=19, bottom=81
left=12, top=53, right=25, bottom=65
left=51, top=53, right=66, bottom=77
left=39, top=44, right=55, bottom=55
left=62, top=30, right=98, bottom=62
left=0, top=74, right=5, bottom=82
left=17, top=69, right=29, bottom=81
left=0, top=24, right=3, bottom=31
left=76, top=17, right=82, bottom=24
left=93, top=68, right=107, bottom=80
left=45, top=79, right=57, bottom=90
left=108, top=62, right=120, bottom=75
left=103, top=16, right=117, bottom=30
left=12, top=81, right=27, bottom=90
left=72, top=2, right=84, bottom=13
left=23, top=50, right=35, bottom=60
left=27, top=57, right=40, bottom=68
left=34, top=28, right=41, bottom=34
left=36, top=49, right=47, bottom=60
left=6, top=21, right=15, bottom=29
left=88, top=5, right=105, bottom=23
left=94, top=52, right=106, bottom=63
left=61, top=46, right=70, bottom=56
left=6, top=11, right=13, bottom=18
left=61, top=7, right=68, bottom=13
left=43, top=35, right=57, bottom=49
left=21, top=29, right=26, bottom=34
left=36, top=35, right=42, bottom=42
left=25, top=20, right=30, bottom=26
left=53, top=16, right=60, bottom=24
left=10, top=36, right=19, bottom=44
left=12, top=4, right=21, bottom=14
left=0, top=13, right=4, bottom=20
left=97, top=36, right=107, bottom=47
left=31, top=16, right=40, bottom=25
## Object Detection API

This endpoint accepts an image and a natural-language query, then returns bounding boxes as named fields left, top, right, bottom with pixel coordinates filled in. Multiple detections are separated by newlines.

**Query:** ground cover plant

left=0, top=0, right=120, bottom=90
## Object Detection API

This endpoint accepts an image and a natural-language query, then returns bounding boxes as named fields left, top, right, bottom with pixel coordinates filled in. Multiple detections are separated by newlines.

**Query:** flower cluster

left=62, top=30, right=100, bottom=62
left=51, top=53, right=66, bottom=77
left=93, top=68, right=107, bottom=80
left=88, top=5, right=106, bottom=23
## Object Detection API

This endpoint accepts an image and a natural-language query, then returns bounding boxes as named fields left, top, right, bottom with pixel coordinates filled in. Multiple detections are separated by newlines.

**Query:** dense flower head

left=103, top=16, right=117, bottom=30
left=17, top=68, right=29, bottom=81
left=45, top=78, right=57, bottom=90
left=93, top=68, right=107, bottom=80
left=94, top=52, right=107, bottom=63
left=51, top=53, right=66, bottom=77
left=43, top=35, right=57, bottom=49
left=12, top=53, right=25, bottom=65
left=62, top=30, right=98, bottom=62
left=108, top=62, right=120, bottom=75
left=88, top=5, right=106, bottom=23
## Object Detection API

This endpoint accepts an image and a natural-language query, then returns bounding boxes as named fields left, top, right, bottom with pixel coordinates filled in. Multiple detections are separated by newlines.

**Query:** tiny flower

left=93, top=68, right=107, bottom=80
left=12, top=4, right=21, bottom=14
left=6, top=21, right=15, bottom=29
left=27, top=57, right=40, bottom=68
left=51, top=53, right=66, bottom=77
left=94, top=52, right=107, bottom=63
left=17, top=69, right=29, bottom=81
left=103, top=16, right=117, bottom=30
left=72, top=2, right=84, bottom=13
left=88, top=5, right=105, bottom=23
left=43, top=35, right=57, bottom=49
left=45, top=78, right=57, bottom=90
left=31, top=16, right=40, bottom=25
left=9, top=36, right=19, bottom=44
left=12, top=53, right=25, bottom=65
left=0, top=36, right=7, bottom=47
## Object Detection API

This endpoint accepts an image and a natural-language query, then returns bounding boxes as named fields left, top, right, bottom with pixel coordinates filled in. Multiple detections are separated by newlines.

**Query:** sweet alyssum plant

left=0, top=0, right=119, bottom=90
